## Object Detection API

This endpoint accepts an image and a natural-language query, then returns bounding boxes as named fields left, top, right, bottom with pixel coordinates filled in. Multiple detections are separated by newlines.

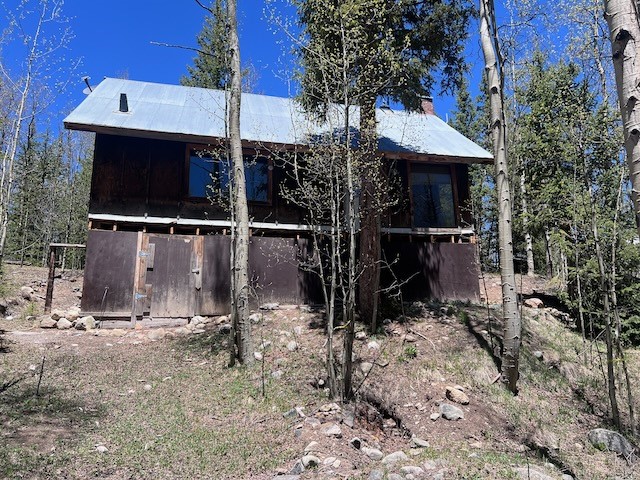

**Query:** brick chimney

left=420, top=96, right=435, bottom=116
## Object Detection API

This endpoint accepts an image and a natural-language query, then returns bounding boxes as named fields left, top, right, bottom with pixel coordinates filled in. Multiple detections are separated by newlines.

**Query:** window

left=410, top=164, right=456, bottom=228
left=188, top=148, right=270, bottom=202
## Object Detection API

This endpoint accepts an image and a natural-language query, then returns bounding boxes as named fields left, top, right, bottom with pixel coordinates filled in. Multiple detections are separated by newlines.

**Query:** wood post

left=44, top=247, right=56, bottom=314
left=44, top=243, right=86, bottom=315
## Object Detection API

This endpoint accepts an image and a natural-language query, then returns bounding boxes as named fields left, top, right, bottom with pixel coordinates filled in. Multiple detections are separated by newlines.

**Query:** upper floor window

left=188, top=148, right=270, bottom=202
left=410, top=164, right=456, bottom=228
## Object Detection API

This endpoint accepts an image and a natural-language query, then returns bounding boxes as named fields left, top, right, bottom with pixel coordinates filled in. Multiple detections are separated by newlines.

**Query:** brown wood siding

left=250, top=237, right=301, bottom=304
left=200, top=235, right=231, bottom=315
left=90, top=133, right=304, bottom=224
left=81, top=230, right=138, bottom=314
left=81, top=231, right=325, bottom=319
left=381, top=239, right=480, bottom=301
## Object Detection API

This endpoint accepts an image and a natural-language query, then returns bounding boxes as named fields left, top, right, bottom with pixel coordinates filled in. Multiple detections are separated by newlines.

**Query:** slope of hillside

left=0, top=266, right=637, bottom=479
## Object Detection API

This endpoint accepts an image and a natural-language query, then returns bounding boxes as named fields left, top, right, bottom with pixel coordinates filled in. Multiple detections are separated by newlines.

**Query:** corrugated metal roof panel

left=64, top=78, right=492, bottom=160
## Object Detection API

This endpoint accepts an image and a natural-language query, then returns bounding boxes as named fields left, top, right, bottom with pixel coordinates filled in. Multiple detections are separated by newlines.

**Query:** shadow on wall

left=381, top=239, right=480, bottom=302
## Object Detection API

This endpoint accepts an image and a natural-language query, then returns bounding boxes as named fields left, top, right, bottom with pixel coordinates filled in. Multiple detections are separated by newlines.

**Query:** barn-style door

left=133, top=233, right=204, bottom=323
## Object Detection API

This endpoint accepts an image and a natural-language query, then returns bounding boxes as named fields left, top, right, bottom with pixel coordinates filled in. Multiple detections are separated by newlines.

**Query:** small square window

left=410, top=164, right=456, bottom=228
left=188, top=148, right=270, bottom=202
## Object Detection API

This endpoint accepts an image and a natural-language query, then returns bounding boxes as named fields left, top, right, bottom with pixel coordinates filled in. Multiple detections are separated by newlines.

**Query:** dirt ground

left=0, top=266, right=637, bottom=479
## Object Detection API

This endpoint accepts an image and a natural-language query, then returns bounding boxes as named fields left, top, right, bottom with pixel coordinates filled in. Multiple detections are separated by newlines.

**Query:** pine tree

left=182, top=0, right=230, bottom=89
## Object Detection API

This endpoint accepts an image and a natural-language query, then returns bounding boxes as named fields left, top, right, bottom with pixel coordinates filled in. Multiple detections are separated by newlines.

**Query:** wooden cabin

left=64, top=78, right=492, bottom=326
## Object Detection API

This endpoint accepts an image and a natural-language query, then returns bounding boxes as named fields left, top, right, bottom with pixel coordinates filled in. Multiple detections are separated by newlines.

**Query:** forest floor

left=0, top=265, right=638, bottom=479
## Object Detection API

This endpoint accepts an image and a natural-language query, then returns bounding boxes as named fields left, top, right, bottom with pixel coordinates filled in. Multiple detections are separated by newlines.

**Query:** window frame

left=184, top=144, right=273, bottom=205
left=408, top=161, right=460, bottom=229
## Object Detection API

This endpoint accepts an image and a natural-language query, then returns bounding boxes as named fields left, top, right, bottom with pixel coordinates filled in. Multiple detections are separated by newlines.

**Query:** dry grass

left=0, top=267, right=638, bottom=479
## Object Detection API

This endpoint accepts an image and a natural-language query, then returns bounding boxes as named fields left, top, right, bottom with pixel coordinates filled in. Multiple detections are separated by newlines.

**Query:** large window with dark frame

left=410, top=164, right=456, bottom=228
left=188, top=148, right=270, bottom=202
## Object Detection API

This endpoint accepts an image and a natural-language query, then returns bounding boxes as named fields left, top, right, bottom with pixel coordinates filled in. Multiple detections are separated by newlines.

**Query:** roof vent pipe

left=420, top=96, right=435, bottom=116
left=119, top=93, right=129, bottom=113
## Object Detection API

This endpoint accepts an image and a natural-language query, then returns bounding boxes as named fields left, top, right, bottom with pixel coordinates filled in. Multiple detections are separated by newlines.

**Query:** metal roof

left=64, top=78, right=492, bottom=161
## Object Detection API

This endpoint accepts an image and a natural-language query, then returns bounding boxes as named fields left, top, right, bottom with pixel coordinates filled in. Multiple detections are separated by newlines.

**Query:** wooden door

left=135, top=233, right=203, bottom=321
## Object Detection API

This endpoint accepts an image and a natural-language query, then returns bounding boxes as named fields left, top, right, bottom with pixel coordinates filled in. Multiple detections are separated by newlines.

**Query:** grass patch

left=0, top=334, right=310, bottom=479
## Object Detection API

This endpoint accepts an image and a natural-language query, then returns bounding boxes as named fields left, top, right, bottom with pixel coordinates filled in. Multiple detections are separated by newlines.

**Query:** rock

left=20, top=286, right=34, bottom=300
left=283, top=408, right=297, bottom=419
left=148, top=328, right=166, bottom=341
left=289, top=459, right=305, bottom=475
left=381, top=450, right=409, bottom=465
left=588, top=428, right=636, bottom=458
left=143, top=384, right=152, bottom=391
left=430, top=412, right=440, bottom=421
left=0, top=300, right=7, bottom=316
left=271, top=370, right=283, bottom=379
left=387, top=474, right=403, bottom=480
left=524, top=298, right=544, bottom=308
left=293, top=325, right=303, bottom=336
left=369, top=470, right=384, bottom=480
left=342, top=406, right=355, bottom=428
left=562, top=475, right=574, bottom=480
left=362, top=447, right=383, bottom=461
left=367, top=340, right=380, bottom=350
left=404, top=334, right=417, bottom=343
left=190, top=315, right=206, bottom=326
left=95, top=445, right=108, bottom=453
left=411, top=435, right=429, bottom=448
left=286, top=341, right=298, bottom=351
left=260, top=340, right=272, bottom=350
left=249, top=313, right=262, bottom=324
left=75, top=316, right=96, bottom=330
left=304, top=441, right=319, bottom=453
left=110, top=329, right=127, bottom=337
left=400, top=466, right=424, bottom=476
left=533, top=350, right=544, bottom=360
left=66, top=308, right=81, bottom=322
left=260, top=302, right=280, bottom=310
left=446, top=386, right=470, bottom=405
left=50, top=309, right=65, bottom=321
left=56, top=318, right=73, bottom=330
left=360, top=362, right=373, bottom=375
left=272, top=477, right=299, bottom=480
left=39, top=316, right=57, bottom=328
left=355, top=331, right=367, bottom=340
left=174, top=327, right=190, bottom=335
left=439, top=403, right=464, bottom=420
left=322, top=423, right=342, bottom=438
left=218, top=323, right=232, bottom=334
left=319, top=402, right=341, bottom=413
left=301, top=455, right=320, bottom=468
left=514, top=467, right=555, bottom=480
left=254, top=351, right=263, bottom=361
left=350, top=437, right=362, bottom=450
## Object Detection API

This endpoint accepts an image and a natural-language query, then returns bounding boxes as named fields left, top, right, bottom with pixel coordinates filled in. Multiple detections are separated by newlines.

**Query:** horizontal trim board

left=88, top=213, right=475, bottom=236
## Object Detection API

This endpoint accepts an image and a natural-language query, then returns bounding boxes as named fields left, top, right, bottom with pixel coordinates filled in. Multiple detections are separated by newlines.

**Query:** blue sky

left=2, top=0, right=487, bottom=128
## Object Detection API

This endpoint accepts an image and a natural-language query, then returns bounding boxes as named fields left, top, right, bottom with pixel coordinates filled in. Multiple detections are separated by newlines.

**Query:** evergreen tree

left=182, top=0, right=230, bottom=89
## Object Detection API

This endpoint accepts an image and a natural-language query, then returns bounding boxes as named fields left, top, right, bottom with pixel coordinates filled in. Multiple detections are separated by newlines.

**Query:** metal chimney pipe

left=119, top=93, right=129, bottom=113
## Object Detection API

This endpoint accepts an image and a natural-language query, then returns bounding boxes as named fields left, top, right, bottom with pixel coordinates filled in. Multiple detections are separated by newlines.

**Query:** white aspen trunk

left=520, top=173, right=535, bottom=276
left=604, top=0, right=640, bottom=233
left=479, top=0, right=521, bottom=394
left=227, top=0, right=252, bottom=364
